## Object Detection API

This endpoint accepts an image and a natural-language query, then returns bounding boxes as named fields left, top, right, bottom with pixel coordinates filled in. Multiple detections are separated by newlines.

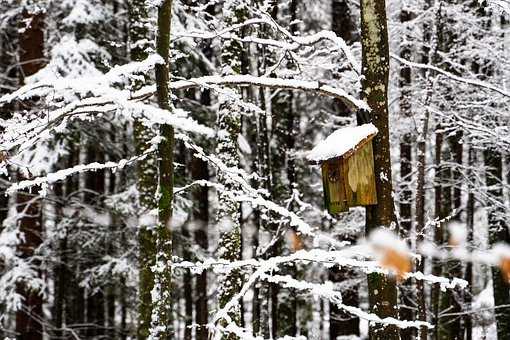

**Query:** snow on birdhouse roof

left=307, top=123, right=378, bottom=164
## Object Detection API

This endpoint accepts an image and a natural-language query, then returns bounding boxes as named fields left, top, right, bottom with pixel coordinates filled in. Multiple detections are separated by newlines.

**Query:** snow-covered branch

left=171, top=75, right=368, bottom=111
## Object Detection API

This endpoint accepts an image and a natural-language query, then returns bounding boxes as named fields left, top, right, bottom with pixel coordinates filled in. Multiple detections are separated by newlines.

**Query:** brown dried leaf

left=289, top=230, right=304, bottom=252
left=380, top=248, right=412, bottom=282
left=500, top=257, right=510, bottom=284
left=0, top=150, right=9, bottom=163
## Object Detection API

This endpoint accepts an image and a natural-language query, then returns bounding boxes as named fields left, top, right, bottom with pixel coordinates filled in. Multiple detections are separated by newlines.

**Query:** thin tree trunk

left=152, top=0, right=175, bottom=337
left=430, top=5, right=445, bottom=338
left=398, top=7, right=415, bottom=340
left=360, top=0, right=399, bottom=338
left=192, top=8, right=213, bottom=340
left=431, top=124, right=444, bottom=339
left=464, top=143, right=475, bottom=340
left=128, top=0, right=157, bottom=337
left=84, top=147, right=106, bottom=338
left=415, top=72, right=433, bottom=340
left=52, top=181, right=65, bottom=339
left=178, top=141, right=193, bottom=340
left=191, top=147, right=210, bottom=340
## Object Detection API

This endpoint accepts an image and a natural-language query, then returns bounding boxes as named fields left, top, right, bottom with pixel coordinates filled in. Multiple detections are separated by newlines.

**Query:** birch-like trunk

left=216, top=1, right=247, bottom=338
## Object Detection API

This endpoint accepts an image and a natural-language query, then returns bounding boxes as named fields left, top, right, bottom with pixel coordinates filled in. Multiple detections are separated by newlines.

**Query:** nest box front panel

left=321, top=159, right=348, bottom=213
left=344, top=142, right=377, bottom=206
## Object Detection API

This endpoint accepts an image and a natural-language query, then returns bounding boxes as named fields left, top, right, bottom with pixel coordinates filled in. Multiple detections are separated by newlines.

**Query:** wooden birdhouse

left=307, top=124, right=378, bottom=214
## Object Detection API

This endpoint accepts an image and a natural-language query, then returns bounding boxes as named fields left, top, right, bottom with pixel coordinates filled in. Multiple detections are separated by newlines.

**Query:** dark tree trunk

left=153, top=1, right=175, bottom=336
left=15, top=5, right=45, bottom=339
left=398, top=7, right=415, bottom=340
left=191, top=147, right=210, bottom=340
left=328, top=258, right=360, bottom=338
left=177, top=140, right=193, bottom=340
left=192, top=11, right=213, bottom=337
left=484, top=149, right=510, bottom=340
left=431, top=125, right=444, bottom=339
left=106, top=284, right=116, bottom=339
left=84, top=147, right=106, bottom=338
left=464, top=144, right=475, bottom=340
left=437, top=143, right=462, bottom=340
left=15, top=187, right=43, bottom=340
left=330, top=1, right=360, bottom=338
left=52, top=182, right=65, bottom=339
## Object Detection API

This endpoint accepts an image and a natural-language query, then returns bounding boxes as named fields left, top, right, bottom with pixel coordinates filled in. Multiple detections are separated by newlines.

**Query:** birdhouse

left=307, top=124, right=378, bottom=214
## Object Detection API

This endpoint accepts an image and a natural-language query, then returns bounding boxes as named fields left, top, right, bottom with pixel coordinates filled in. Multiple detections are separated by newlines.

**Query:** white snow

left=306, top=123, right=378, bottom=163
left=368, top=228, right=409, bottom=255
left=448, top=221, right=468, bottom=246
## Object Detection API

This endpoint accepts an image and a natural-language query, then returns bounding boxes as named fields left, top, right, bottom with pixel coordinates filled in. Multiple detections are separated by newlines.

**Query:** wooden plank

left=345, top=142, right=378, bottom=206
left=343, top=157, right=356, bottom=206
left=322, top=160, right=348, bottom=213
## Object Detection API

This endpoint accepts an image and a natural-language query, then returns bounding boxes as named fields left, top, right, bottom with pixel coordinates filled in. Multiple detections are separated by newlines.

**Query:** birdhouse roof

left=307, top=123, right=378, bottom=164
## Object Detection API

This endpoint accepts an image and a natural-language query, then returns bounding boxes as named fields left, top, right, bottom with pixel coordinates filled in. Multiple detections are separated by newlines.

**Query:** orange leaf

left=500, top=257, right=510, bottom=284
left=289, top=230, right=304, bottom=252
left=380, top=248, right=412, bottom=282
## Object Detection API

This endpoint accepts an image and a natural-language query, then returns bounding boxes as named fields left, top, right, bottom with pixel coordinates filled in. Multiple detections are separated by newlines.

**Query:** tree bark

left=398, top=7, right=415, bottom=340
left=330, top=1, right=360, bottom=338
left=216, top=2, right=248, bottom=339
left=152, top=1, right=175, bottom=338
left=464, top=143, right=475, bottom=340
left=128, top=0, right=158, bottom=337
left=192, top=7, right=213, bottom=338
left=191, top=146, right=210, bottom=340
left=16, top=4, right=45, bottom=339
left=360, top=0, right=399, bottom=338
left=484, top=149, right=510, bottom=340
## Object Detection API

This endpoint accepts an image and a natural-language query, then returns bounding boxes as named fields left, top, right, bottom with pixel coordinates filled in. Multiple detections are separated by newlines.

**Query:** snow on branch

left=392, top=54, right=510, bottom=98
left=175, top=247, right=467, bottom=290
left=204, top=245, right=439, bottom=339
left=5, top=148, right=154, bottom=195
left=179, top=135, right=314, bottom=235
left=0, top=54, right=164, bottom=105
left=260, top=273, right=433, bottom=330
left=177, top=14, right=360, bottom=73
left=171, top=75, right=368, bottom=111
left=0, top=94, right=213, bottom=159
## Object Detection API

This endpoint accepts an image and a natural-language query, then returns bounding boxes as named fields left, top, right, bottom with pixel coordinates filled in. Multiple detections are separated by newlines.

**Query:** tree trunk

left=152, top=1, right=175, bottom=337
left=330, top=1, right=360, bottom=338
left=464, top=143, right=475, bottom=340
left=192, top=9, right=213, bottom=338
left=177, top=141, right=193, bottom=340
left=437, top=144, right=462, bottom=340
left=398, top=7, right=415, bottom=340
left=15, top=4, right=45, bottom=339
left=84, top=147, right=106, bottom=338
left=191, top=145, right=210, bottom=340
left=216, top=2, right=247, bottom=339
left=484, top=149, right=510, bottom=340
left=414, top=73, right=430, bottom=340
left=128, top=0, right=157, bottom=337
left=360, top=0, right=399, bottom=338
left=431, top=125, right=444, bottom=339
